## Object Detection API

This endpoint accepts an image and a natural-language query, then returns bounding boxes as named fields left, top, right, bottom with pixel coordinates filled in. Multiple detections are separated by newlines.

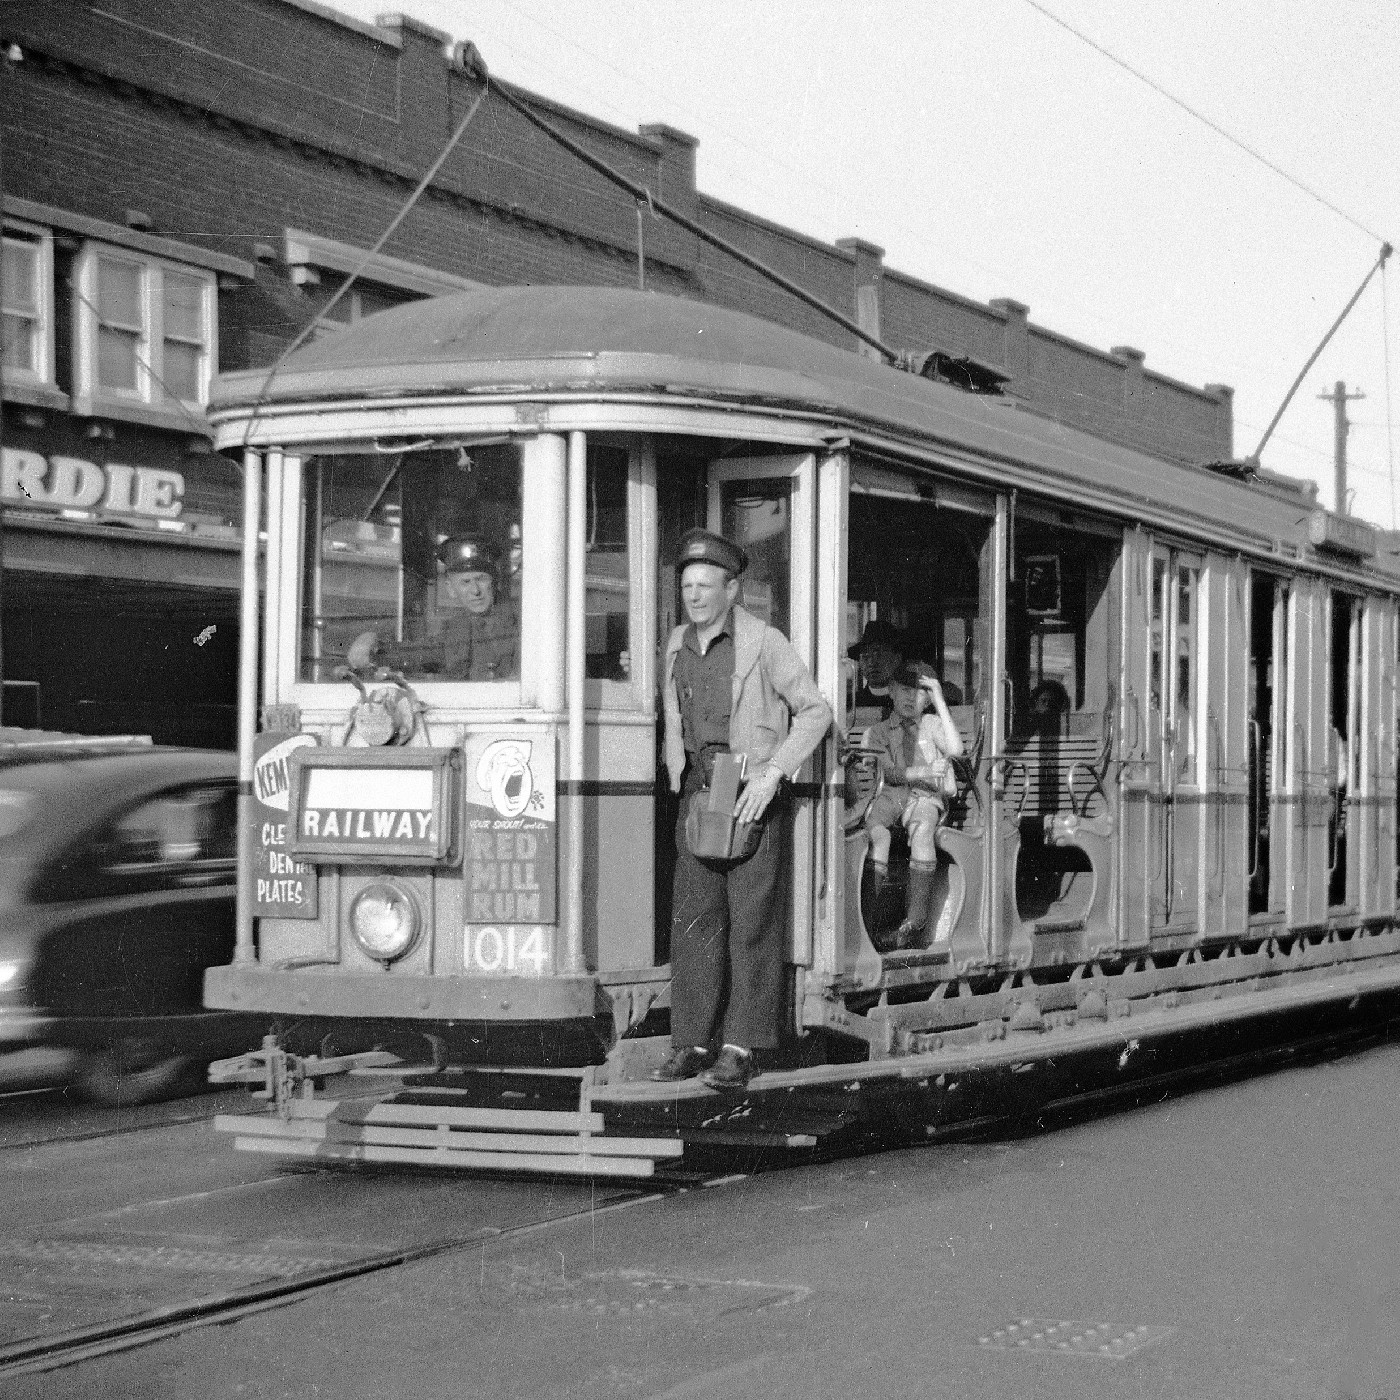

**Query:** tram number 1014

left=464, top=925, right=553, bottom=977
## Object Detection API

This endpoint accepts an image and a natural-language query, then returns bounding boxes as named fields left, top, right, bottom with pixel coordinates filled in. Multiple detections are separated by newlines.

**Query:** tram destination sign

left=250, top=732, right=318, bottom=919
left=289, top=748, right=459, bottom=863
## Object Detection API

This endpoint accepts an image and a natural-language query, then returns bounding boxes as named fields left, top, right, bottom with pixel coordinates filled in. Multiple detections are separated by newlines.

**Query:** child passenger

left=862, top=661, right=964, bottom=948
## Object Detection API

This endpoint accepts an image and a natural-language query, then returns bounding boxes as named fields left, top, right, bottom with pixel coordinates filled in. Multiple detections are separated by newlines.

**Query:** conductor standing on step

left=655, top=528, right=832, bottom=1090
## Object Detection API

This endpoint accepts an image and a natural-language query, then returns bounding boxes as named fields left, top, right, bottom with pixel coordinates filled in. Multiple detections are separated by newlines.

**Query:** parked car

left=0, top=738, right=256, bottom=1105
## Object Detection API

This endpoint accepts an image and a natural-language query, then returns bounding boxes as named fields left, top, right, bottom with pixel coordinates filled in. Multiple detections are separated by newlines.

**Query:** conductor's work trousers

left=669, top=773, right=790, bottom=1051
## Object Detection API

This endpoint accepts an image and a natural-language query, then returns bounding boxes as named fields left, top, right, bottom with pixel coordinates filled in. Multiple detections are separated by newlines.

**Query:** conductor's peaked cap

left=676, top=528, right=748, bottom=577
left=438, top=534, right=500, bottom=573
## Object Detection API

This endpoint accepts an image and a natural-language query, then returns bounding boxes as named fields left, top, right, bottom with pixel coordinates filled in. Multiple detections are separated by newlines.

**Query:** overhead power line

left=1020, top=0, right=1389, bottom=247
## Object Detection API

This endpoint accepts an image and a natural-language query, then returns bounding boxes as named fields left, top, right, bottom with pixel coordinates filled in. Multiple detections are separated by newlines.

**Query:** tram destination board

left=250, top=731, right=318, bottom=918
left=288, top=747, right=459, bottom=863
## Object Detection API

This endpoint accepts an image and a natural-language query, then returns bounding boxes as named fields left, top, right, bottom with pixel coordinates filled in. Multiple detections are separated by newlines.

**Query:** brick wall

left=4, top=0, right=1233, bottom=464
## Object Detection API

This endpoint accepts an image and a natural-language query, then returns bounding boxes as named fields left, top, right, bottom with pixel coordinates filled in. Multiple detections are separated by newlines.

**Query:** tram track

left=0, top=1180, right=686, bottom=1379
left=0, top=1088, right=252, bottom=1153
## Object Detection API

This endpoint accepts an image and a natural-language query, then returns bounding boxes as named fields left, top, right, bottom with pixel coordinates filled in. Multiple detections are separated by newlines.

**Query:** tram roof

left=211, top=286, right=1399, bottom=579
left=212, top=284, right=978, bottom=419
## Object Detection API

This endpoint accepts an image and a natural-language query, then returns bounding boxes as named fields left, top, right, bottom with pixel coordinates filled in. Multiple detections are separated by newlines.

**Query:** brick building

left=0, top=0, right=1234, bottom=746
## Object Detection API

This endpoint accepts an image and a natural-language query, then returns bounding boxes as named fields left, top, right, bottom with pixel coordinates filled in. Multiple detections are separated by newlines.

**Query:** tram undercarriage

left=211, top=926, right=1400, bottom=1177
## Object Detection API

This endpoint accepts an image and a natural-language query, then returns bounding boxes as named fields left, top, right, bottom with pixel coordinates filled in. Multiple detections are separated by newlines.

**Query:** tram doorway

left=651, top=448, right=822, bottom=982
left=841, top=480, right=993, bottom=965
left=1004, top=515, right=1119, bottom=953
left=1329, top=590, right=1361, bottom=910
left=1248, top=573, right=1289, bottom=920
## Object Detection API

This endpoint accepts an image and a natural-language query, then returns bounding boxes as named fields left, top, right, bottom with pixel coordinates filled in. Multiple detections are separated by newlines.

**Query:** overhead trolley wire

left=241, top=40, right=900, bottom=444
left=241, top=78, right=491, bottom=442
left=1019, top=0, right=1389, bottom=249
left=455, top=44, right=901, bottom=366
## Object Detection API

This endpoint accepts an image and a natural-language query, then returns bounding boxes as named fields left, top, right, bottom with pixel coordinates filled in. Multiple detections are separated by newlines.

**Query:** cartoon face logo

left=475, top=739, right=533, bottom=818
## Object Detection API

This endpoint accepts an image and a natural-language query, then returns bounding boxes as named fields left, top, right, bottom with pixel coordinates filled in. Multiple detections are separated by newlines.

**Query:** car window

left=105, top=783, right=236, bottom=869
left=34, top=780, right=237, bottom=903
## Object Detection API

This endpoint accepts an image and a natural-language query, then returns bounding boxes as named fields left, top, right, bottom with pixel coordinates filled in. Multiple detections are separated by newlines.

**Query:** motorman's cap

left=677, top=527, right=748, bottom=577
left=438, top=534, right=500, bottom=574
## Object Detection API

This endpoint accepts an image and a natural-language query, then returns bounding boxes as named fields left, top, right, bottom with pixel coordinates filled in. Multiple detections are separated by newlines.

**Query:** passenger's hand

left=919, top=675, right=945, bottom=707
left=736, top=764, right=783, bottom=825
left=346, top=631, right=380, bottom=672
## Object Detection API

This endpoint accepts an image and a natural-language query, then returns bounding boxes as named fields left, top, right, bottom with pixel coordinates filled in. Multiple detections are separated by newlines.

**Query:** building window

left=2, top=222, right=54, bottom=385
left=73, top=245, right=216, bottom=410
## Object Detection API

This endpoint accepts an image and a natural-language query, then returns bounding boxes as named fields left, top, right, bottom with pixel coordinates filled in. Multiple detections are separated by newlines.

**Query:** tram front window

left=301, top=444, right=523, bottom=685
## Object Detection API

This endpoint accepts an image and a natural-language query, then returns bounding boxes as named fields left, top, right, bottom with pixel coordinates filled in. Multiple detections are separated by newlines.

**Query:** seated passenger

left=849, top=619, right=904, bottom=720
left=348, top=534, right=519, bottom=682
left=863, top=661, right=964, bottom=947
left=1028, top=679, right=1071, bottom=736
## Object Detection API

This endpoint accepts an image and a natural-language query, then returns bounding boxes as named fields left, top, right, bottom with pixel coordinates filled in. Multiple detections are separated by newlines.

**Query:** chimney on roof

left=836, top=238, right=885, bottom=361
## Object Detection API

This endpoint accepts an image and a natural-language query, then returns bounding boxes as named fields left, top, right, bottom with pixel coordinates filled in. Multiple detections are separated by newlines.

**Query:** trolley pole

left=1318, top=380, right=1365, bottom=515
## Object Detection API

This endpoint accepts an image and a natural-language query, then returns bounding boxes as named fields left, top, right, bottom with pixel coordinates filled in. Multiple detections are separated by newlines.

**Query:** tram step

left=258, top=1096, right=606, bottom=1134
left=222, top=1130, right=667, bottom=1179
left=215, top=1098, right=683, bottom=1179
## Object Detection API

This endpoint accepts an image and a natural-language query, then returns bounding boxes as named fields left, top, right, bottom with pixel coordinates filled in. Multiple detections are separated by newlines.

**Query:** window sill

left=3, top=380, right=70, bottom=413
left=71, top=395, right=213, bottom=438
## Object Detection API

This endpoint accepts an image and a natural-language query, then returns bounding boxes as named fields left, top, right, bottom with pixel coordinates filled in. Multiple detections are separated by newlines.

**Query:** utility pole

left=1318, top=380, right=1365, bottom=515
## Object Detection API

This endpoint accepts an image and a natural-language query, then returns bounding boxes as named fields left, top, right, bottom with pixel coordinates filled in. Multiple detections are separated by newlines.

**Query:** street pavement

left=4, top=1038, right=1398, bottom=1399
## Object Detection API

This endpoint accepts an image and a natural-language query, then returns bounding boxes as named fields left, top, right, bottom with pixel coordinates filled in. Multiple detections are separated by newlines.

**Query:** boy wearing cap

left=656, top=527, right=832, bottom=1089
left=862, top=660, right=964, bottom=948
left=348, top=534, right=518, bottom=683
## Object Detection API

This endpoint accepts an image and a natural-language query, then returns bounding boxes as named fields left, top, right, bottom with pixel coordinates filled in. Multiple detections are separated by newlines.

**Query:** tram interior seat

left=1008, top=705, right=1116, bottom=945
left=843, top=709, right=979, bottom=979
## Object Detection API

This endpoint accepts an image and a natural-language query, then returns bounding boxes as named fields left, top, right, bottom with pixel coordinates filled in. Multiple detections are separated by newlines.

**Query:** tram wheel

left=75, top=1037, right=196, bottom=1107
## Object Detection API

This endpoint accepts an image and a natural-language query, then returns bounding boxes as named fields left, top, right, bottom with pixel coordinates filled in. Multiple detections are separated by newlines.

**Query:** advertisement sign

left=251, top=732, right=318, bottom=918
left=462, top=732, right=556, bottom=977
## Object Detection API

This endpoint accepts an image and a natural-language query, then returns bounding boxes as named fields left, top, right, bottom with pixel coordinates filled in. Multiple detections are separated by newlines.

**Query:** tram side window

left=1008, top=522, right=1117, bottom=738
left=301, top=445, right=523, bottom=685
left=845, top=489, right=989, bottom=728
left=586, top=446, right=631, bottom=682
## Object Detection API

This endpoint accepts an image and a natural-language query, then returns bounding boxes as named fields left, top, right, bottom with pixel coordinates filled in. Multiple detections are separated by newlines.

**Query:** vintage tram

left=207, top=284, right=1400, bottom=1175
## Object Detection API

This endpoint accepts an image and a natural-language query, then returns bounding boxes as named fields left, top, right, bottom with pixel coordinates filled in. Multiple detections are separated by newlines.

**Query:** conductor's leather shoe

left=650, top=1046, right=714, bottom=1082
left=701, top=1045, right=755, bottom=1090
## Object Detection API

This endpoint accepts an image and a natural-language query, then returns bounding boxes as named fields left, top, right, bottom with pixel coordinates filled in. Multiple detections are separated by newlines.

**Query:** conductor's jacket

left=663, top=604, right=832, bottom=793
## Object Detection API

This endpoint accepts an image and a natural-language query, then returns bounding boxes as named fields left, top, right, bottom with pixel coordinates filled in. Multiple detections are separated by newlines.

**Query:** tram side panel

left=1285, top=578, right=1331, bottom=929
left=1199, top=554, right=1251, bottom=941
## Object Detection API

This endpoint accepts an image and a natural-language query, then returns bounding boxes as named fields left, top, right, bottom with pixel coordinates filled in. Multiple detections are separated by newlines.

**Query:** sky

left=332, top=0, right=1400, bottom=526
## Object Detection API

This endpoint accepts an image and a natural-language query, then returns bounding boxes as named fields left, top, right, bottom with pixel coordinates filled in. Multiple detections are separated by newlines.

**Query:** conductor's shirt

left=673, top=611, right=734, bottom=773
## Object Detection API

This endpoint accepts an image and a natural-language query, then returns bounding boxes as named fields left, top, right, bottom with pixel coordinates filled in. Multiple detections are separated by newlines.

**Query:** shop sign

left=463, top=732, right=556, bottom=936
left=1, top=446, right=184, bottom=519
left=250, top=732, right=318, bottom=918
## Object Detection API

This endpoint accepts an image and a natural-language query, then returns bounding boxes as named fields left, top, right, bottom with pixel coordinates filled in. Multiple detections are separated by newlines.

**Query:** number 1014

left=464, top=925, right=553, bottom=976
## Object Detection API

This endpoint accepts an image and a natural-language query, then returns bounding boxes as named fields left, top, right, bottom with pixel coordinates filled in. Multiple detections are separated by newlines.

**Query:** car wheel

left=75, top=1036, right=196, bottom=1107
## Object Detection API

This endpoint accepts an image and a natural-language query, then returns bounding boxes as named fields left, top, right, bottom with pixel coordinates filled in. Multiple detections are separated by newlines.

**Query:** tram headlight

left=348, top=882, right=420, bottom=963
